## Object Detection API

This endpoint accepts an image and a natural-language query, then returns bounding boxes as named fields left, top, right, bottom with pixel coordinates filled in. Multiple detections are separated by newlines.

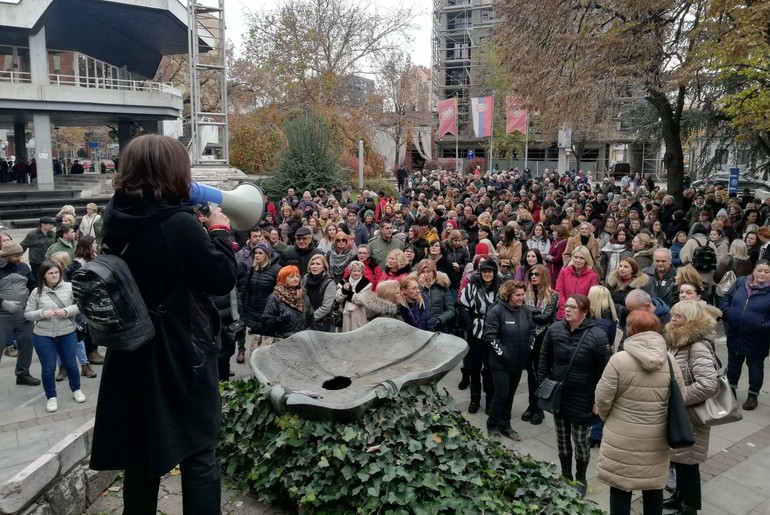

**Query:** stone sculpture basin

left=249, top=318, right=469, bottom=421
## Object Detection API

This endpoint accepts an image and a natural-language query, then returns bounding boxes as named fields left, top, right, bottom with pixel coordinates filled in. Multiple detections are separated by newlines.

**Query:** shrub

left=218, top=380, right=602, bottom=514
left=465, top=157, right=487, bottom=174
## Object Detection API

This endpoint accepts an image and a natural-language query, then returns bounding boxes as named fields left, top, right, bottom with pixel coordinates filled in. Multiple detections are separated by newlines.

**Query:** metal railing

left=0, top=70, right=176, bottom=93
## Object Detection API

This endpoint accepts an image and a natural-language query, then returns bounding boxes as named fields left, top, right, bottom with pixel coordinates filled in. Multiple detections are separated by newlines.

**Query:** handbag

left=715, top=270, right=737, bottom=297
left=667, top=355, right=695, bottom=449
left=222, top=289, right=246, bottom=343
left=536, top=330, right=589, bottom=414
left=46, top=291, right=86, bottom=341
left=690, top=352, right=742, bottom=427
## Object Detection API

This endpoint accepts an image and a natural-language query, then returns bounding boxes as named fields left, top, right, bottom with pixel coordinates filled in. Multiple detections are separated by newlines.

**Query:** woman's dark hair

left=524, top=248, right=543, bottom=270
left=500, top=225, right=515, bottom=245
left=55, top=224, right=72, bottom=240
left=568, top=294, right=590, bottom=314
left=73, top=235, right=96, bottom=261
left=112, top=134, right=191, bottom=203
left=611, top=228, right=631, bottom=246
left=680, top=281, right=703, bottom=296
left=755, top=259, right=770, bottom=269
left=36, top=260, right=62, bottom=296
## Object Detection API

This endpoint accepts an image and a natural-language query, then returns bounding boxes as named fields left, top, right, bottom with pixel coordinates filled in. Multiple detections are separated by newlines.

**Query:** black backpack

left=691, top=240, right=717, bottom=272
left=72, top=247, right=182, bottom=352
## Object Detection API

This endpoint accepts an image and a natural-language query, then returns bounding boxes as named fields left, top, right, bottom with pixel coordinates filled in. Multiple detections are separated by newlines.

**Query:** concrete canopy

left=0, top=0, right=195, bottom=79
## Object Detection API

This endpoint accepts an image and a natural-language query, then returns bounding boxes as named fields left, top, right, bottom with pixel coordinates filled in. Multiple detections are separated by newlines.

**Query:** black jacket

left=643, top=265, right=678, bottom=307
left=483, top=298, right=535, bottom=371
left=237, top=255, right=281, bottom=333
left=538, top=318, right=611, bottom=425
left=90, top=194, right=236, bottom=476
left=280, top=245, right=322, bottom=276
left=20, top=227, right=55, bottom=266
left=262, top=292, right=314, bottom=337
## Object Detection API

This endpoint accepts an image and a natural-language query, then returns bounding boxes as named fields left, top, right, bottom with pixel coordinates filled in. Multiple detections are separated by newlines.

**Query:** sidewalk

left=3, top=327, right=770, bottom=514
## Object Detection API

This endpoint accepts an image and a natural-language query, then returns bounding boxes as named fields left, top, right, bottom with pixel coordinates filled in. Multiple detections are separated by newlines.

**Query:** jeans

left=57, top=340, right=87, bottom=366
left=487, top=365, right=523, bottom=432
left=609, top=487, right=663, bottom=515
left=0, top=313, right=34, bottom=377
left=727, top=349, right=765, bottom=396
left=33, top=332, right=80, bottom=399
left=123, top=441, right=221, bottom=514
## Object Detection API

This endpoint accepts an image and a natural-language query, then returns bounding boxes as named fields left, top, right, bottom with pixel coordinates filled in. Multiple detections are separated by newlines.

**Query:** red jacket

left=555, top=265, right=599, bottom=320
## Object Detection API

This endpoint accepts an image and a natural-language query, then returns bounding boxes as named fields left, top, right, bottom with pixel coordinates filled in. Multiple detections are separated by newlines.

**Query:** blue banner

left=729, top=167, right=739, bottom=196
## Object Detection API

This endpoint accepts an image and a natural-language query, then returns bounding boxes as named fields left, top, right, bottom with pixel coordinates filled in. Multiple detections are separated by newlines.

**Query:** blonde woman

left=317, top=222, right=339, bottom=254
left=398, top=276, right=432, bottom=330
left=631, top=232, right=656, bottom=270
left=555, top=246, right=599, bottom=319
left=522, top=264, right=558, bottom=425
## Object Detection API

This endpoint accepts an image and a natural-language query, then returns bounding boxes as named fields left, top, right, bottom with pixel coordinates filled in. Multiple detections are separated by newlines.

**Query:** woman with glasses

left=514, top=248, right=543, bottom=283
left=720, top=259, right=770, bottom=412
left=327, top=232, right=355, bottom=284
left=538, top=294, right=611, bottom=497
left=521, top=265, right=558, bottom=426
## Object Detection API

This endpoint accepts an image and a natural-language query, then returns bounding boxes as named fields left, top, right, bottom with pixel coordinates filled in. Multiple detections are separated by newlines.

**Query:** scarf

left=304, top=272, right=330, bottom=310
left=274, top=284, right=306, bottom=313
left=580, top=235, right=590, bottom=245
left=329, top=247, right=354, bottom=278
left=745, top=275, right=770, bottom=297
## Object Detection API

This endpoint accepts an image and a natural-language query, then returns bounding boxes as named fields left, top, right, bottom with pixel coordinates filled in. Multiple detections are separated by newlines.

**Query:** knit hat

left=716, top=208, right=728, bottom=219
left=475, top=242, right=490, bottom=255
left=0, top=241, right=23, bottom=257
left=445, top=219, right=457, bottom=230
left=364, top=210, right=375, bottom=219
left=253, top=241, right=274, bottom=258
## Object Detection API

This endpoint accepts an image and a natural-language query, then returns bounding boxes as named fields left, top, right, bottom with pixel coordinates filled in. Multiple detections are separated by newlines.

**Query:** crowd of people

left=3, top=157, right=770, bottom=513
left=225, top=166, right=768, bottom=514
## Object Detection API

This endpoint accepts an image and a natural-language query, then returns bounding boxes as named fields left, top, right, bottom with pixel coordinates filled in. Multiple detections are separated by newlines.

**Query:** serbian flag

left=506, top=96, right=527, bottom=134
left=437, top=98, right=457, bottom=137
left=471, top=96, right=493, bottom=138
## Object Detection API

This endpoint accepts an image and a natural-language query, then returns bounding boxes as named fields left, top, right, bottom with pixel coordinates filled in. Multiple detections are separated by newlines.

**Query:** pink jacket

left=555, top=265, right=599, bottom=320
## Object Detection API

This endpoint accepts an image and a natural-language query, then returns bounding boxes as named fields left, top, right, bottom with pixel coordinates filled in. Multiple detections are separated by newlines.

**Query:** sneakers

left=46, top=397, right=58, bottom=412
left=56, top=367, right=66, bottom=382
left=500, top=428, right=522, bottom=442
left=81, top=364, right=97, bottom=378
left=87, top=350, right=105, bottom=365
left=487, top=431, right=501, bottom=440
left=16, top=373, right=41, bottom=386
left=743, top=394, right=759, bottom=411
left=73, top=390, right=86, bottom=403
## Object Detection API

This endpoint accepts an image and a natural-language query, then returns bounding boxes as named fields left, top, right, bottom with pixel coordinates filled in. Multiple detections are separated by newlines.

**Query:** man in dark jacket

left=20, top=216, right=56, bottom=282
left=643, top=249, right=678, bottom=307
left=280, top=226, right=321, bottom=276
left=0, top=242, right=40, bottom=386
left=442, top=231, right=470, bottom=296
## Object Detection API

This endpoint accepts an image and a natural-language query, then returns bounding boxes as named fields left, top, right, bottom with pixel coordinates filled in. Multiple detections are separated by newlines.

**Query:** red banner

left=437, top=98, right=457, bottom=137
left=506, top=96, right=527, bottom=135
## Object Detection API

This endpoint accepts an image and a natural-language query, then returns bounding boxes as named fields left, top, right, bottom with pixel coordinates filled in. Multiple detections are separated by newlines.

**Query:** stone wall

left=0, top=420, right=117, bottom=515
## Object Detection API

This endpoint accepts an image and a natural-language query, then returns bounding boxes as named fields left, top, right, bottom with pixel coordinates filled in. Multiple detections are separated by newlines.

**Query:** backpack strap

left=147, top=285, right=186, bottom=317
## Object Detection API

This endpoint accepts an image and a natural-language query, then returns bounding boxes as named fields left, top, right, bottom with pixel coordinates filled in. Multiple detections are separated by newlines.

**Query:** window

left=715, top=148, right=728, bottom=164
left=481, top=8, right=495, bottom=23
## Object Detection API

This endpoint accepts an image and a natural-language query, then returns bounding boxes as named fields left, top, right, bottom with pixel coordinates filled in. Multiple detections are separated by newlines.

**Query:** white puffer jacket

left=24, top=281, right=80, bottom=337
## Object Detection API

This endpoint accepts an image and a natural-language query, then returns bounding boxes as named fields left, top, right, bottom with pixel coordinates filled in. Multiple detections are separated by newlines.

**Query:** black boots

left=559, top=455, right=573, bottom=481
left=663, top=490, right=681, bottom=510
left=575, top=460, right=589, bottom=498
left=458, top=368, right=470, bottom=390
left=744, top=393, right=759, bottom=410
left=468, top=387, right=481, bottom=414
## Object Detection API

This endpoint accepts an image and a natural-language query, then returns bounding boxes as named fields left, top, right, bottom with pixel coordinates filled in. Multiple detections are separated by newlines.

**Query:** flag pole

left=455, top=95, right=459, bottom=173
left=489, top=94, right=494, bottom=171
left=524, top=110, right=529, bottom=171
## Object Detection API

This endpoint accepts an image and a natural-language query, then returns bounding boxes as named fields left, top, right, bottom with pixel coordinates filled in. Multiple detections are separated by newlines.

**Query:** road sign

left=467, top=150, right=474, bottom=160
left=88, top=141, right=99, bottom=149
left=729, top=167, right=739, bottom=196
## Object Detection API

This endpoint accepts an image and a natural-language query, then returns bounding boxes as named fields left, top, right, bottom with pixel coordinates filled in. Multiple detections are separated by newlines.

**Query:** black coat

left=483, top=299, right=535, bottom=371
left=237, top=255, right=281, bottom=333
left=538, top=318, right=611, bottom=425
left=90, top=194, right=236, bottom=475
left=262, top=291, right=314, bottom=337
left=280, top=245, right=322, bottom=276
left=20, top=227, right=55, bottom=267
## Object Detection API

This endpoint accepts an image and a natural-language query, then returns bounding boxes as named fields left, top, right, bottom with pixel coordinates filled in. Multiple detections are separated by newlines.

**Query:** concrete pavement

left=2, top=287, right=769, bottom=513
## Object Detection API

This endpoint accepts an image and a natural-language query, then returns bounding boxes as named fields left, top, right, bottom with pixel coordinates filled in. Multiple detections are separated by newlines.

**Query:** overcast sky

left=223, top=0, right=433, bottom=69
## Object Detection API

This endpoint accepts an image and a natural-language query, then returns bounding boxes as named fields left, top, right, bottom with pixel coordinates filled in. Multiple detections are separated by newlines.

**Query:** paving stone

left=722, top=458, right=770, bottom=493
left=84, top=469, right=117, bottom=505
left=0, top=453, right=59, bottom=515
left=702, top=475, right=766, bottom=514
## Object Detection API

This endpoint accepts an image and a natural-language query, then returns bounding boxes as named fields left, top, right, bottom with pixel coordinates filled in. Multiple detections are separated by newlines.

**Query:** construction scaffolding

left=187, top=0, right=229, bottom=165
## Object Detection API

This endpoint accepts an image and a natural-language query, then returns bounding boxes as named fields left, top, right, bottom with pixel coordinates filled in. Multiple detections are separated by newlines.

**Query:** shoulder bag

left=715, top=270, right=737, bottom=297
left=667, top=354, right=695, bottom=449
left=46, top=291, right=86, bottom=341
left=689, top=351, right=742, bottom=427
left=535, top=329, right=589, bottom=414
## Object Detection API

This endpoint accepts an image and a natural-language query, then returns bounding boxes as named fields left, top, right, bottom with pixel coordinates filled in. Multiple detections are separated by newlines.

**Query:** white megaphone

left=188, top=182, right=265, bottom=231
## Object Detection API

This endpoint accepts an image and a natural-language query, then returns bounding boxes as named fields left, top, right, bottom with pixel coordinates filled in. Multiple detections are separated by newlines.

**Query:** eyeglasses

left=529, top=272, right=540, bottom=277
left=335, top=239, right=347, bottom=242
left=564, top=304, right=578, bottom=310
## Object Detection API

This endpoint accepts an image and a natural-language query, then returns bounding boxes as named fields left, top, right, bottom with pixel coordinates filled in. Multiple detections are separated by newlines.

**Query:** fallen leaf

left=747, top=442, right=756, bottom=448
left=433, top=434, right=442, bottom=443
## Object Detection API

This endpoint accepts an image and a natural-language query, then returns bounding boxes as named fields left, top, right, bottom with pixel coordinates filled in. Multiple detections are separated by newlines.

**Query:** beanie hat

left=0, top=241, right=23, bottom=257
left=475, top=242, right=490, bottom=255
left=364, top=210, right=375, bottom=219
left=716, top=208, right=728, bottom=219
left=254, top=241, right=274, bottom=258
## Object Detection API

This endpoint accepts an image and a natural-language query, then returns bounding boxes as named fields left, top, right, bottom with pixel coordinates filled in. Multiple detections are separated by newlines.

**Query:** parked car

left=692, top=170, right=770, bottom=196
left=96, top=159, right=116, bottom=173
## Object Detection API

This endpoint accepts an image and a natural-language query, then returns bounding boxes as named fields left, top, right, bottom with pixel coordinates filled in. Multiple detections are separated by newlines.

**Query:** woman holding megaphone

left=89, top=134, right=238, bottom=514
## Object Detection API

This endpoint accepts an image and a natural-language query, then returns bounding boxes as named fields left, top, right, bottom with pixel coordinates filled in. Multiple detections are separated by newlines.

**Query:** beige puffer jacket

left=665, top=310, right=719, bottom=465
left=595, top=331, right=685, bottom=491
